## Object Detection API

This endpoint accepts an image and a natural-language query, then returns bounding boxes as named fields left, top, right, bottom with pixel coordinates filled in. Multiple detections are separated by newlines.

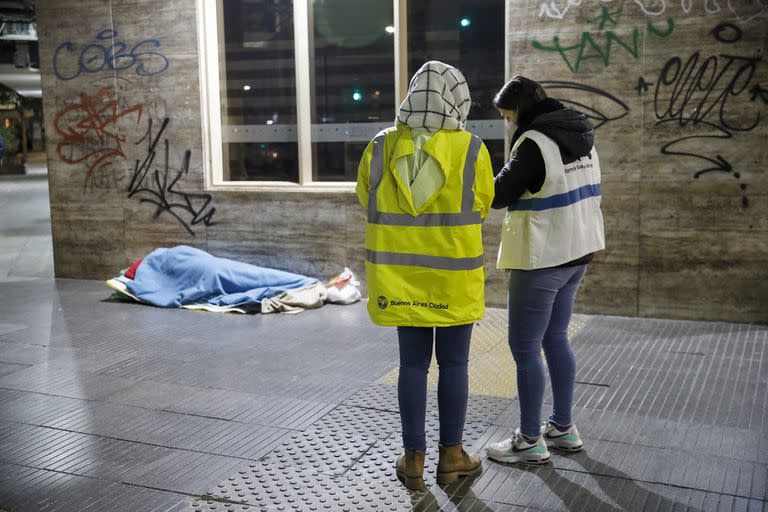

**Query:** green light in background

left=460, top=17, right=471, bottom=28
left=352, top=90, right=362, bottom=101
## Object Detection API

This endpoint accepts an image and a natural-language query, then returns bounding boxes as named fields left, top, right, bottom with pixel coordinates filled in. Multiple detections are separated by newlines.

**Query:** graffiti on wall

left=52, top=27, right=217, bottom=234
left=54, top=88, right=217, bottom=234
left=53, top=29, right=170, bottom=81
left=538, top=0, right=765, bottom=20
left=532, top=6, right=675, bottom=73
left=751, top=84, right=768, bottom=103
left=533, top=2, right=764, bottom=207
left=53, top=86, right=143, bottom=185
left=128, top=117, right=216, bottom=236
left=644, top=23, right=762, bottom=207
left=540, top=80, right=629, bottom=129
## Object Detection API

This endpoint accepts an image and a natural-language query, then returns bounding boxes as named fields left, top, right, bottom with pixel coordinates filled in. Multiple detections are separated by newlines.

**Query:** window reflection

left=214, top=0, right=505, bottom=183
left=310, top=0, right=395, bottom=181
left=221, top=0, right=299, bottom=182
left=408, top=0, right=505, bottom=171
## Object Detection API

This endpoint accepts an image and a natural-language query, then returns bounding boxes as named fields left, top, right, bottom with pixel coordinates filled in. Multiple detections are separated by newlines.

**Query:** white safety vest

left=497, top=130, right=605, bottom=270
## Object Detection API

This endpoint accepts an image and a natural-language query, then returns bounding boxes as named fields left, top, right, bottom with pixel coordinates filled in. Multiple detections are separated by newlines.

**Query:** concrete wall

left=37, top=0, right=767, bottom=323
left=504, top=1, right=768, bottom=323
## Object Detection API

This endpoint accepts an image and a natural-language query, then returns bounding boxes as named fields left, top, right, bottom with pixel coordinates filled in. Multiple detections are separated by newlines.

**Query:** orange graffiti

left=54, top=86, right=143, bottom=184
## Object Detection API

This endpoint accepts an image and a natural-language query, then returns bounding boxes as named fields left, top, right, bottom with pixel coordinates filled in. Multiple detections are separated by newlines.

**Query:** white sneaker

left=485, top=429, right=551, bottom=464
left=542, top=422, right=583, bottom=452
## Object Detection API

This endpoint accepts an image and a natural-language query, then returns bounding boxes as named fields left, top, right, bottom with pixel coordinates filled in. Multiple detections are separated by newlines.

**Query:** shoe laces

left=541, top=421, right=553, bottom=435
left=513, top=430, right=538, bottom=446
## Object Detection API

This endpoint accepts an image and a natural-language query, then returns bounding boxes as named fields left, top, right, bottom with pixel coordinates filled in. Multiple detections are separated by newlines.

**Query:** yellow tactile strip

left=378, top=308, right=589, bottom=398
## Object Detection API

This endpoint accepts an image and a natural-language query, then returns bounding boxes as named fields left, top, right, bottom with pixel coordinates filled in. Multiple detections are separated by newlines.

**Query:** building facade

left=37, top=0, right=768, bottom=322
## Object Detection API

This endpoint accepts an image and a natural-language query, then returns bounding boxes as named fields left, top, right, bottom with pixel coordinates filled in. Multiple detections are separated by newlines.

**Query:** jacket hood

left=397, top=61, right=471, bottom=131
left=513, top=98, right=594, bottom=163
left=389, top=126, right=451, bottom=214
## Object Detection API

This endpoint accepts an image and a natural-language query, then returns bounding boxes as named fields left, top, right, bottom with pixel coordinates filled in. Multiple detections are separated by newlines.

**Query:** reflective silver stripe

left=368, top=210, right=482, bottom=227
left=366, top=250, right=484, bottom=271
left=462, top=135, right=481, bottom=213
left=367, top=134, right=386, bottom=222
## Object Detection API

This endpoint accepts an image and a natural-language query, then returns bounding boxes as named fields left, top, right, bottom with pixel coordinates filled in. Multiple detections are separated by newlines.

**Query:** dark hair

left=492, top=76, right=547, bottom=115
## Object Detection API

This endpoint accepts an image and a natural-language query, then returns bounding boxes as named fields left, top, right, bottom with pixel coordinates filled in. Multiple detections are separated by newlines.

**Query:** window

left=218, top=0, right=299, bottom=182
left=198, top=0, right=505, bottom=191
left=407, top=0, right=506, bottom=173
left=310, top=1, right=395, bottom=182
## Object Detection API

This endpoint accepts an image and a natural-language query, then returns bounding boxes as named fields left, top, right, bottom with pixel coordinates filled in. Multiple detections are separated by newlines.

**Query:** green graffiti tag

left=588, top=5, right=621, bottom=31
left=532, top=7, right=675, bottom=73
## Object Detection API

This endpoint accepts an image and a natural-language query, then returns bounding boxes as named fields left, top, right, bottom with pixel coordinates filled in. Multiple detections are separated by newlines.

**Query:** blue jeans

left=397, top=323, right=473, bottom=452
left=508, top=265, right=587, bottom=438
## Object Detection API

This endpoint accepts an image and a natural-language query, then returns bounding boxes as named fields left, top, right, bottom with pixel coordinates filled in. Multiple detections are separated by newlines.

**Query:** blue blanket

left=125, top=246, right=317, bottom=308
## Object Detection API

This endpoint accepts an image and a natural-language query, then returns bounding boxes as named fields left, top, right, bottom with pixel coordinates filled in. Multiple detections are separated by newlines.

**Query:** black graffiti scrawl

left=128, top=117, right=216, bottom=235
left=650, top=23, right=762, bottom=207
left=540, top=80, right=630, bottom=129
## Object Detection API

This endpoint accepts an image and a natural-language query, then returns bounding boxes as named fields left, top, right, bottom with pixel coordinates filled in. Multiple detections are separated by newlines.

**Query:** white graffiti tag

left=538, top=0, right=765, bottom=19
left=538, top=0, right=608, bottom=19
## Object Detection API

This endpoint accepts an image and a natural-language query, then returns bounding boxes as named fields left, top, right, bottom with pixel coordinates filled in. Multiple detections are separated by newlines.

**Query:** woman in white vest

left=484, top=76, right=605, bottom=464
left=356, top=61, right=494, bottom=489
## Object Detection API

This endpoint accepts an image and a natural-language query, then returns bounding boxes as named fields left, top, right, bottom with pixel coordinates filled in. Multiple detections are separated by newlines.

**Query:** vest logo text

left=564, top=161, right=593, bottom=173
left=386, top=299, right=449, bottom=310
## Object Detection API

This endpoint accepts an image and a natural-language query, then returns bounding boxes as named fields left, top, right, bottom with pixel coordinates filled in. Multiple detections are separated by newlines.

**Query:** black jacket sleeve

left=491, top=139, right=546, bottom=209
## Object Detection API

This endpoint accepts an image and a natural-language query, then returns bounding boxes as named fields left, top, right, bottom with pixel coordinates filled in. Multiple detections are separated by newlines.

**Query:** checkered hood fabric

left=396, top=61, right=471, bottom=131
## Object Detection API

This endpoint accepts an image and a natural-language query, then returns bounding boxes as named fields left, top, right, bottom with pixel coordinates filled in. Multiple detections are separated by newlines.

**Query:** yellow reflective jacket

left=356, top=125, right=495, bottom=327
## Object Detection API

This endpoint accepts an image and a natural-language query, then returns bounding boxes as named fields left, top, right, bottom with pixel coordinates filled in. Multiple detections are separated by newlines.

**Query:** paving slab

left=0, top=278, right=766, bottom=511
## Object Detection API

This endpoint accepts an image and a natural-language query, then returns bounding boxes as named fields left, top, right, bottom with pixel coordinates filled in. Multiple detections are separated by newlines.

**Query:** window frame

left=197, top=0, right=506, bottom=192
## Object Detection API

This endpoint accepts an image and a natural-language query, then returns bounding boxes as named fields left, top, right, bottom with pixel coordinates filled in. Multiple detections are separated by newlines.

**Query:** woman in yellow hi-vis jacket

left=356, top=61, right=494, bottom=490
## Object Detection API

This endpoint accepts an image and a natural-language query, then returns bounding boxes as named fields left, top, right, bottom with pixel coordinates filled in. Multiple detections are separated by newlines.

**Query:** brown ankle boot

left=395, top=449, right=426, bottom=491
left=436, top=444, right=482, bottom=485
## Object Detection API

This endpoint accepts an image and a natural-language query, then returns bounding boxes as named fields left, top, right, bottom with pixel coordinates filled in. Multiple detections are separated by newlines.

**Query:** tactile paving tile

left=202, top=460, right=418, bottom=511
left=0, top=362, right=29, bottom=378
left=187, top=498, right=258, bottom=511
left=559, top=404, right=768, bottom=466
left=0, top=392, right=95, bottom=426
left=464, top=394, right=513, bottom=424
left=0, top=461, right=188, bottom=512
left=115, top=410, right=290, bottom=460
left=484, top=424, right=767, bottom=501
left=571, top=319, right=768, bottom=427
left=308, top=405, right=401, bottom=441
left=3, top=277, right=767, bottom=511
left=341, top=382, right=402, bottom=412
left=0, top=420, right=247, bottom=496
left=0, top=341, right=48, bottom=366
left=341, top=382, right=510, bottom=424
left=0, top=365, right=137, bottom=400
left=201, top=395, right=495, bottom=510
left=0, top=391, right=291, bottom=461
left=102, top=380, right=335, bottom=430
left=345, top=419, right=491, bottom=487
left=0, top=388, right=26, bottom=406
left=40, top=348, right=138, bottom=373
left=0, top=326, right=53, bottom=346
left=0, top=323, right=27, bottom=336
left=377, top=310, right=591, bottom=399
left=468, top=457, right=767, bottom=512
left=264, top=429, right=376, bottom=477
